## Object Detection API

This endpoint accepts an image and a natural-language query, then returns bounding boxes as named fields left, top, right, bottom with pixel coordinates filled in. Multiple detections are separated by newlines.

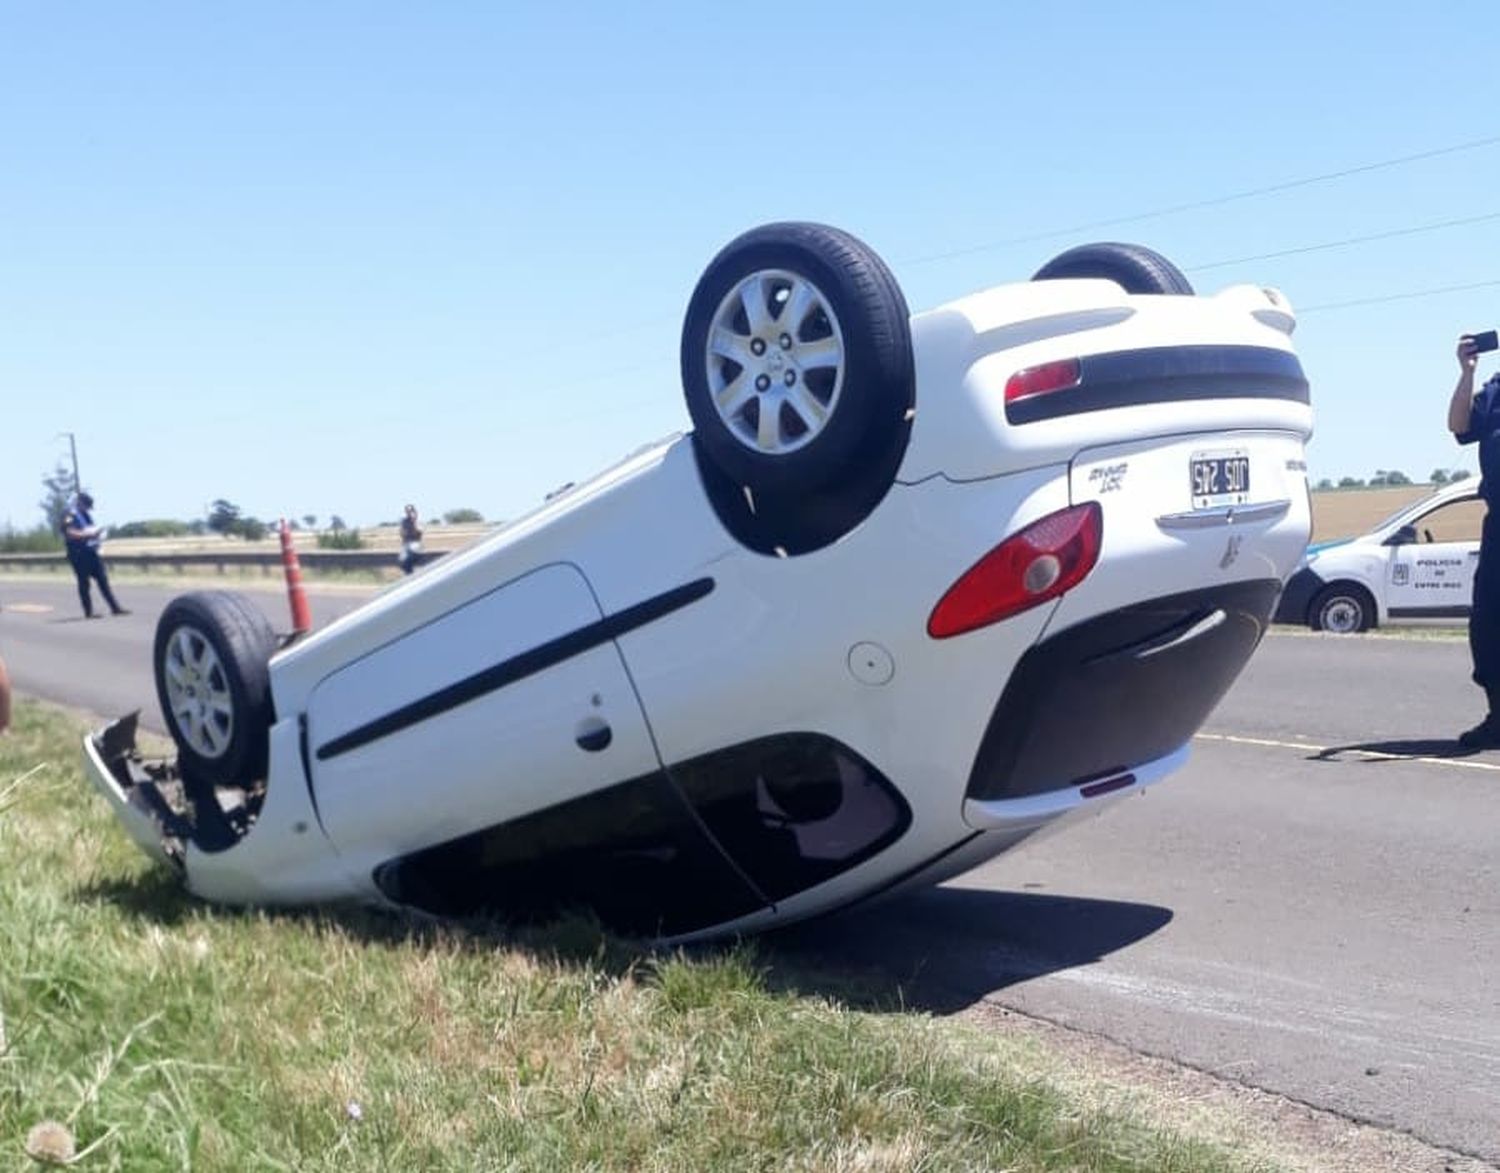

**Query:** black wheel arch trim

left=315, top=577, right=715, bottom=761
left=1273, top=565, right=1325, bottom=625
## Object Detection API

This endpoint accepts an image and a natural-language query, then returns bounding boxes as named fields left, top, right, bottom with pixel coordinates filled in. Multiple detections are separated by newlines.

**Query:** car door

left=1385, top=493, right=1484, bottom=619
left=304, top=562, right=663, bottom=859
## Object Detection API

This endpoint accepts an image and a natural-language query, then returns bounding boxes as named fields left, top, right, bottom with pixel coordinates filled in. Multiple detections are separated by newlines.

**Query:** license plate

left=1190, top=450, right=1250, bottom=509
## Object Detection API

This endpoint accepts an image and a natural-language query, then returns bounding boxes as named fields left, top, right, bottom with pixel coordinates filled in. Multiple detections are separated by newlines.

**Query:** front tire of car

left=1311, top=583, right=1375, bottom=634
left=153, top=591, right=278, bottom=788
left=1032, top=241, right=1194, bottom=295
left=681, top=221, right=915, bottom=553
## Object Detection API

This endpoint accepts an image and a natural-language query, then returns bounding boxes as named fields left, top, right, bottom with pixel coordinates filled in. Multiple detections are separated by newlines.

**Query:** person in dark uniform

left=398, top=503, right=424, bottom=575
left=62, top=492, right=128, bottom=619
left=1450, top=334, right=1500, bottom=746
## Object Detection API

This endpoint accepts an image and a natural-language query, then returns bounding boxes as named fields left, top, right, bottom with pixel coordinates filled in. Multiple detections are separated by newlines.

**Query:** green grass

left=1, top=702, right=1279, bottom=1171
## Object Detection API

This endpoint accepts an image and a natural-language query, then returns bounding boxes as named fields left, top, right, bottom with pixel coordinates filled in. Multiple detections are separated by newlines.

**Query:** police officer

left=1450, top=334, right=1500, bottom=746
left=62, top=492, right=128, bottom=619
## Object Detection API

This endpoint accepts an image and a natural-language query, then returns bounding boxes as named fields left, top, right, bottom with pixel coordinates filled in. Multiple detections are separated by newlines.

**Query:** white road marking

left=0, top=603, right=53, bottom=614
left=1195, top=731, right=1500, bottom=773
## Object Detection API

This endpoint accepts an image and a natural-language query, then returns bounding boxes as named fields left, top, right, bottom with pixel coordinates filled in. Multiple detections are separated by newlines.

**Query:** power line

left=1299, top=279, right=1500, bottom=314
left=1186, top=210, right=1500, bottom=272
left=900, top=134, right=1500, bottom=267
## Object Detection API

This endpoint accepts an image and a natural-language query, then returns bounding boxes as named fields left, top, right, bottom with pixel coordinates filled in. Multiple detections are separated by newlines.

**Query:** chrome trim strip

left=1156, top=498, right=1291, bottom=531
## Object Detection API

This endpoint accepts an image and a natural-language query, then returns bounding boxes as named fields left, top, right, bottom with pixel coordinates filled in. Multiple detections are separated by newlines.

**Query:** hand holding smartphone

left=1466, top=329, right=1499, bottom=355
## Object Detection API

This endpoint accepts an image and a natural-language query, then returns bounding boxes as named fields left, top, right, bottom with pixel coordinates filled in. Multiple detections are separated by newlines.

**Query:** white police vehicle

left=1276, top=480, right=1483, bottom=633
left=80, top=223, right=1313, bottom=940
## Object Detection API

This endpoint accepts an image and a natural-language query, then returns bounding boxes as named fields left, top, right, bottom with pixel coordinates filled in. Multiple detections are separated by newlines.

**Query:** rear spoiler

left=1006, top=345, right=1309, bottom=426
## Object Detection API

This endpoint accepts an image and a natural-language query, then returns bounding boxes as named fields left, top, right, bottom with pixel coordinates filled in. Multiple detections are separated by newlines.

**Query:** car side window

left=1414, top=498, right=1485, bottom=543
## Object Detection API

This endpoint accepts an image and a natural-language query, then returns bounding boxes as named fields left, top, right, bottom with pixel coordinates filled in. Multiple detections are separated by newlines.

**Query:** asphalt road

left=0, top=578, right=365, bottom=732
left=3, top=577, right=1497, bottom=1162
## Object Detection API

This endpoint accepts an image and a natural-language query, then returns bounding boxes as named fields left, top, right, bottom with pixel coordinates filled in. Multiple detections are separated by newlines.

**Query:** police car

left=1276, top=479, right=1483, bottom=633
left=80, top=222, right=1314, bottom=941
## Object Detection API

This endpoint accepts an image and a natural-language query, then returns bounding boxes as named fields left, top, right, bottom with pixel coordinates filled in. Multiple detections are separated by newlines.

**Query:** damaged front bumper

left=81, top=713, right=187, bottom=870
left=80, top=713, right=252, bottom=872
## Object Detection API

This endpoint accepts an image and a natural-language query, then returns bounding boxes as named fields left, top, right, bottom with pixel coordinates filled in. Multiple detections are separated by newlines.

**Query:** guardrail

left=0, top=550, right=443, bottom=575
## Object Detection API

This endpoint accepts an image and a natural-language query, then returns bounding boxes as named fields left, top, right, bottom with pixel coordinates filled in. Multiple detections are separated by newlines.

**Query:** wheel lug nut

left=750, top=338, right=767, bottom=356
left=784, top=370, right=797, bottom=385
left=779, top=333, right=793, bottom=350
left=755, top=374, right=771, bottom=392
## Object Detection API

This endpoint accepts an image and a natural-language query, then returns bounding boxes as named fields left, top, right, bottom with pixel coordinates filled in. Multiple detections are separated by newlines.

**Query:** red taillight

left=927, top=502, right=1103, bottom=639
left=1004, top=358, right=1081, bottom=405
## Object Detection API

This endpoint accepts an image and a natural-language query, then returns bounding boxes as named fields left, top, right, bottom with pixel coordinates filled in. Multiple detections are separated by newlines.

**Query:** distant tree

left=286, top=518, right=302, bottom=532
left=329, top=515, right=347, bottom=532
left=1432, top=469, right=1450, bottom=485
left=1384, top=470, right=1412, bottom=486
left=1, top=522, right=63, bottom=553
left=112, top=519, right=192, bottom=539
left=1338, top=476, right=1365, bottom=488
left=302, top=514, right=317, bottom=530
left=1451, top=469, right=1473, bottom=483
left=188, top=519, right=208, bottom=536
left=317, top=528, right=366, bottom=550
left=236, top=517, right=269, bottom=542
left=208, top=499, right=242, bottom=536
left=1315, top=478, right=1334, bottom=491
left=39, top=463, right=75, bottom=533
left=444, top=508, right=484, bottom=524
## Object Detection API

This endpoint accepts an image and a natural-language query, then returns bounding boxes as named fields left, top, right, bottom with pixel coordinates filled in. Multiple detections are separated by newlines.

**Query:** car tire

left=681, top=222, right=915, bottom=510
left=153, top=591, right=278, bottom=788
left=1032, top=241, right=1194, bottom=295
left=1310, top=583, right=1375, bottom=634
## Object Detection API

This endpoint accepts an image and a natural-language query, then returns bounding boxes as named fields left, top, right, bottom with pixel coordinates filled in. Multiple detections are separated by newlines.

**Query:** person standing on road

left=1449, top=334, right=1500, bottom=746
left=62, top=492, right=129, bottom=619
left=398, top=504, right=424, bottom=575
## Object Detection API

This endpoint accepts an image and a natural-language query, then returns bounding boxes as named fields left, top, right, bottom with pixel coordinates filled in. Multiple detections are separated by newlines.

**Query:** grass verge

left=1, top=701, right=1278, bottom=1171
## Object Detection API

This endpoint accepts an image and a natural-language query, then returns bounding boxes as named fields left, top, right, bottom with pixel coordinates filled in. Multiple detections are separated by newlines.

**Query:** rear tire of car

left=1032, top=242, right=1195, bottom=295
left=1311, top=583, right=1375, bottom=634
left=153, top=591, right=278, bottom=789
left=681, top=222, right=914, bottom=553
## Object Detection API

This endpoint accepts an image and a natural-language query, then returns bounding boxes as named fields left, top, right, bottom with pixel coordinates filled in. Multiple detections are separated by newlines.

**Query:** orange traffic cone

left=279, top=519, right=312, bottom=635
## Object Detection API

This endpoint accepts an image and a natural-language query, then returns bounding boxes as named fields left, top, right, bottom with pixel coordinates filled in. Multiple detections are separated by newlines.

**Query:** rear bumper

left=965, top=579, right=1280, bottom=803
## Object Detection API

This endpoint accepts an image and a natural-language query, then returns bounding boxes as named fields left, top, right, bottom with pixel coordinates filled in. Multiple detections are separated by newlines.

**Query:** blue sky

left=4, top=1, right=1500, bottom=529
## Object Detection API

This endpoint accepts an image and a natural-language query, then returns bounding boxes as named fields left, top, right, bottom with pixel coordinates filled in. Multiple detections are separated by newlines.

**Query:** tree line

left=0, top=462, right=487, bottom=554
left=1313, top=468, right=1472, bottom=491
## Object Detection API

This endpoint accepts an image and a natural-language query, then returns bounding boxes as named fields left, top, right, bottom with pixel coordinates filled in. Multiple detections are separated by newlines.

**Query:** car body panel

left=306, top=562, right=662, bottom=860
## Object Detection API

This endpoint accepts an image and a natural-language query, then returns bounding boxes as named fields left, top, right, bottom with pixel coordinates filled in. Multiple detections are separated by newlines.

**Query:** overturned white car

left=82, top=222, right=1313, bottom=940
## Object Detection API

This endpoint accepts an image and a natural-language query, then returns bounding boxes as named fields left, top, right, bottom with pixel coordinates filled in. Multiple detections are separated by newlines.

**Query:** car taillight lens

left=1004, top=358, right=1081, bottom=405
left=927, top=502, right=1103, bottom=638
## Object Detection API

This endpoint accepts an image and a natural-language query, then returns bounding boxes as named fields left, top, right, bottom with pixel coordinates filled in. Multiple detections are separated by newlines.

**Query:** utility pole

left=56, top=432, right=80, bottom=495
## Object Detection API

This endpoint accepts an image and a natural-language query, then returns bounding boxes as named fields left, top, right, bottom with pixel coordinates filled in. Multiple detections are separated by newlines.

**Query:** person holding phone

left=61, top=492, right=129, bottom=620
left=1449, top=329, right=1500, bottom=746
left=398, top=504, right=424, bottom=575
